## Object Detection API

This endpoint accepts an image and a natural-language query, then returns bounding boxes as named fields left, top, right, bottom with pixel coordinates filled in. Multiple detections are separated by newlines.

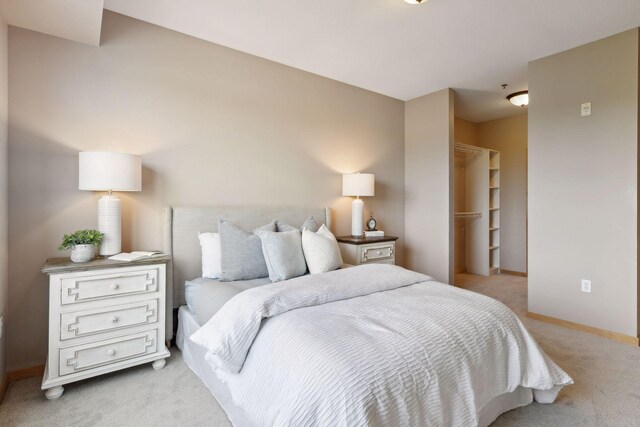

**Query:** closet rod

left=454, top=211, right=482, bottom=221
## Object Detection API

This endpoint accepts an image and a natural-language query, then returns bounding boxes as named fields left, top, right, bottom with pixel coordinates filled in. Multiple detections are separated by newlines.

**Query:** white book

left=365, top=230, right=385, bottom=237
left=108, top=251, right=165, bottom=262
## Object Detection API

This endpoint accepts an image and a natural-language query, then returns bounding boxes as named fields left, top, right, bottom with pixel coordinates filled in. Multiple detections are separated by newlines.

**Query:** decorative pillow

left=219, top=219, right=276, bottom=281
left=198, top=232, right=221, bottom=279
left=276, top=216, right=319, bottom=233
left=301, top=224, right=343, bottom=274
left=257, top=230, right=307, bottom=282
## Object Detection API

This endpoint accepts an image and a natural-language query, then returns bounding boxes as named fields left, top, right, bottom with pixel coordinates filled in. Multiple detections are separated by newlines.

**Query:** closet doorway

left=453, top=114, right=528, bottom=285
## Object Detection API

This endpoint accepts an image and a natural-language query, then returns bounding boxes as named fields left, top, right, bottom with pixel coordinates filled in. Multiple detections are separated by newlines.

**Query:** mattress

left=177, top=305, right=539, bottom=427
left=185, top=277, right=271, bottom=325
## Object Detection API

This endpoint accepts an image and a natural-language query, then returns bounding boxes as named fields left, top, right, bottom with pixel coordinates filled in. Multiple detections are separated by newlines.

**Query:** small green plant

left=58, top=229, right=105, bottom=251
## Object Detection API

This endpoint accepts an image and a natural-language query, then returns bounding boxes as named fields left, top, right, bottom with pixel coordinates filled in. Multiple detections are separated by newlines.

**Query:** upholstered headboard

left=162, top=206, right=331, bottom=308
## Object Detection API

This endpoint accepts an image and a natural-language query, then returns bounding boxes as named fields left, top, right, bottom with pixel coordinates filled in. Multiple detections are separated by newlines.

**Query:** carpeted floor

left=1, top=273, right=639, bottom=426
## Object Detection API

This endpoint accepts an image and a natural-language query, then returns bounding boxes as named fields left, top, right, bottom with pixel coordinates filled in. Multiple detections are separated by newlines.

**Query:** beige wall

left=7, top=12, right=405, bottom=369
left=405, top=88, right=454, bottom=282
left=477, top=114, right=528, bottom=273
left=0, top=12, right=8, bottom=380
left=529, top=29, right=639, bottom=337
left=454, top=117, right=478, bottom=146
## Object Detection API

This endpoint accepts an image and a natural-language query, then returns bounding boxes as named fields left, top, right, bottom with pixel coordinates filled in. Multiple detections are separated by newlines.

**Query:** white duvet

left=190, top=264, right=572, bottom=427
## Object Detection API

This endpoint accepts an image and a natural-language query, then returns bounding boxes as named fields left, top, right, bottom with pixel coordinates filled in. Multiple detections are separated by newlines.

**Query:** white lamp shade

left=342, top=173, right=374, bottom=197
left=79, top=152, right=142, bottom=192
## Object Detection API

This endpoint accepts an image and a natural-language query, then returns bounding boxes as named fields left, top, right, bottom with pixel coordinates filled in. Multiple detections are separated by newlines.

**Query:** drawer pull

left=377, top=251, right=382, bottom=255
left=110, top=283, right=119, bottom=290
left=110, top=316, right=118, bottom=323
left=107, top=349, right=116, bottom=356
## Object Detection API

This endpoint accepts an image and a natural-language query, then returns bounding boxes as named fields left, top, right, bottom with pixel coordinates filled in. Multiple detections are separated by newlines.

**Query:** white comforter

left=190, top=264, right=572, bottom=427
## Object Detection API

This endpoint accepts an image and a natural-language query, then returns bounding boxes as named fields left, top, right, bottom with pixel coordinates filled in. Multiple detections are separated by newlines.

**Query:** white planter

left=70, top=244, right=95, bottom=263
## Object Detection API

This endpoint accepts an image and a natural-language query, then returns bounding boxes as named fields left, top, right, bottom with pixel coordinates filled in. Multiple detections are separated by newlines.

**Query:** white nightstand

left=337, top=236, right=398, bottom=266
left=41, top=255, right=171, bottom=400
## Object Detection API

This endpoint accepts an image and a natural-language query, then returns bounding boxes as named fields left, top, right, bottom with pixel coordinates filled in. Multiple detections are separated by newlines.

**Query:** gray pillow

left=257, top=230, right=307, bottom=282
left=275, top=216, right=319, bottom=232
left=219, top=219, right=276, bottom=281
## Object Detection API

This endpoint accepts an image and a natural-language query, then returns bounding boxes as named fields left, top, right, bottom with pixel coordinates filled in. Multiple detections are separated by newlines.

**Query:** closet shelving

left=454, top=142, right=501, bottom=276
left=455, top=211, right=482, bottom=221
left=489, top=150, right=500, bottom=274
left=454, top=142, right=484, bottom=156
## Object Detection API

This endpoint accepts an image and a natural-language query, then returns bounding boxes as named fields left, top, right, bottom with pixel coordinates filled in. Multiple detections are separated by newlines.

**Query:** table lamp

left=342, top=173, right=375, bottom=237
left=79, top=152, right=142, bottom=256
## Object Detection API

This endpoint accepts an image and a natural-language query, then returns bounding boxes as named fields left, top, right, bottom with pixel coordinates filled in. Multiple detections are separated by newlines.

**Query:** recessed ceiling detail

left=0, top=0, right=104, bottom=46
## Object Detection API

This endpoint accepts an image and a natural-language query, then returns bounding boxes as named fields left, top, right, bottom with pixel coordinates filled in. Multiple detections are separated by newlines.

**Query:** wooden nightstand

left=336, top=236, right=398, bottom=266
left=41, top=255, right=171, bottom=400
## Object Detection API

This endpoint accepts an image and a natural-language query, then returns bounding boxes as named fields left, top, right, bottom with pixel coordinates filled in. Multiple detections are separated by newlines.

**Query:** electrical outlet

left=581, top=279, right=592, bottom=293
left=581, top=102, right=591, bottom=116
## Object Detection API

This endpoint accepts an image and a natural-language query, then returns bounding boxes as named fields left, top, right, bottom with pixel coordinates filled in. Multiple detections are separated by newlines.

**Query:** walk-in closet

left=454, top=142, right=500, bottom=276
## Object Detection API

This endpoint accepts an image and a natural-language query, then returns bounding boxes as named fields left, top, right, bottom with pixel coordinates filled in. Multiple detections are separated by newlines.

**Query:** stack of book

left=365, top=230, right=384, bottom=237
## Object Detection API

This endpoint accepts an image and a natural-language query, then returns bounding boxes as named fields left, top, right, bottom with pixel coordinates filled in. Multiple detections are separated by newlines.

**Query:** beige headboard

left=162, top=206, right=331, bottom=308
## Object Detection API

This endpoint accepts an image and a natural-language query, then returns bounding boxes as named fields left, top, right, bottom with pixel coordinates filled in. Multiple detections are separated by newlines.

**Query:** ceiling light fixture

left=404, top=0, right=427, bottom=4
left=507, top=90, right=529, bottom=107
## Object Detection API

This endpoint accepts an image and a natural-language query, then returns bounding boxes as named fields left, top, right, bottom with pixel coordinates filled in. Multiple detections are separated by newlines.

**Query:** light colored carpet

left=456, top=273, right=640, bottom=426
left=1, top=273, right=639, bottom=426
left=0, top=347, right=230, bottom=427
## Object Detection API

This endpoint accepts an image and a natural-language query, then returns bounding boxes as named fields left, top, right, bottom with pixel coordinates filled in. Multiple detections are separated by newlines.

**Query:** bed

left=165, top=206, right=572, bottom=427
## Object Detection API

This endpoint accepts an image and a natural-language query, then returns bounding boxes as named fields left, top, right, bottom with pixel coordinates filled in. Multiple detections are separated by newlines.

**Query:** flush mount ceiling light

left=404, top=0, right=427, bottom=4
left=507, top=90, right=529, bottom=107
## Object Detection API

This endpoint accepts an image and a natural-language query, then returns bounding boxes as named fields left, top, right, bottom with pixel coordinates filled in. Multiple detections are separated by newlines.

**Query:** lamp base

left=98, top=195, right=121, bottom=256
left=351, top=198, right=364, bottom=238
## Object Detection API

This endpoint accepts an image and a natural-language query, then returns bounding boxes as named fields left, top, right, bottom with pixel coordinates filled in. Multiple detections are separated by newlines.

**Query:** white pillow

left=198, top=232, right=221, bottom=279
left=301, top=224, right=343, bottom=274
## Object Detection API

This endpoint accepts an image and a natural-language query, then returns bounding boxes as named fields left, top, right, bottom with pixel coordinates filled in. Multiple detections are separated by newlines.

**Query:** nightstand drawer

left=60, top=300, right=158, bottom=341
left=361, top=244, right=394, bottom=262
left=60, top=268, right=158, bottom=305
left=59, top=330, right=158, bottom=376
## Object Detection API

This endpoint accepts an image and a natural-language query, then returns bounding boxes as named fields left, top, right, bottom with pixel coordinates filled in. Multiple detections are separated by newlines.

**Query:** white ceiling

left=1, top=0, right=638, bottom=122
left=0, top=0, right=103, bottom=47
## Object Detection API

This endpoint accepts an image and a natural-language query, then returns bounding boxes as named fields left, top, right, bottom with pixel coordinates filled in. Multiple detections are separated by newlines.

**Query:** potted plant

left=58, top=229, right=105, bottom=263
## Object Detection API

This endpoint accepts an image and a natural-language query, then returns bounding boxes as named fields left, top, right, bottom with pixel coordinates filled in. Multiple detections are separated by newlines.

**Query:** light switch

left=581, top=102, right=591, bottom=116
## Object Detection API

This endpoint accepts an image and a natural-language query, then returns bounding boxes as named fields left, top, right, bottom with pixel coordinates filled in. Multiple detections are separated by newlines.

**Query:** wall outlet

left=581, top=102, right=591, bottom=116
left=581, top=279, right=592, bottom=293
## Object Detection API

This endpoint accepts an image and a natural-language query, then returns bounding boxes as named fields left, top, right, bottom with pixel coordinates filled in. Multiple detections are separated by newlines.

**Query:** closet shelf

left=490, top=167, right=499, bottom=171
left=454, top=142, right=484, bottom=156
left=490, top=186, right=500, bottom=189
left=455, top=211, right=482, bottom=221
left=489, top=245, right=500, bottom=250
left=489, top=207, right=500, bottom=211
left=490, top=227, right=500, bottom=231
